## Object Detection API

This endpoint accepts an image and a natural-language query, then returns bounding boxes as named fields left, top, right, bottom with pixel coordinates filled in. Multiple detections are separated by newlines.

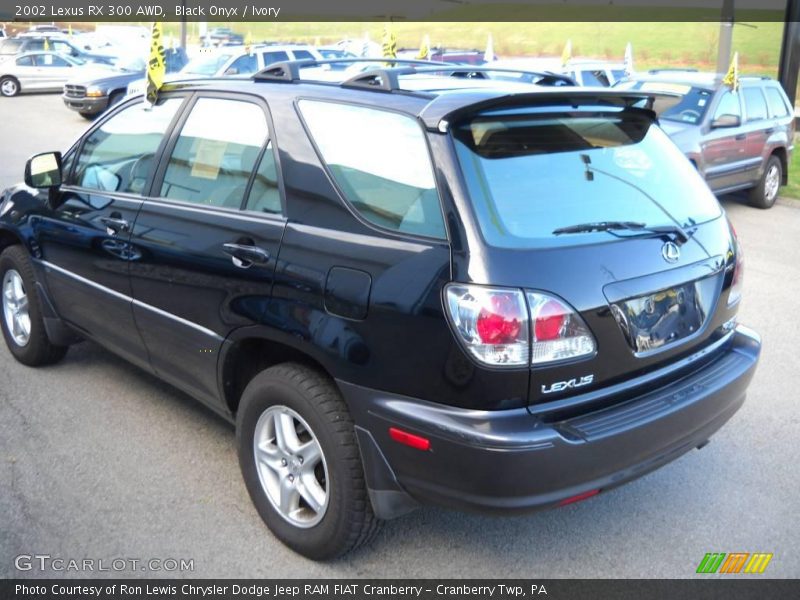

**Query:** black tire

left=0, top=246, right=68, bottom=366
left=78, top=112, right=96, bottom=120
left=237, top=363, right=380, bottom=560
left=748, top=154, right=782, bottom=209
left=107, top=90, right=124, bottom=109
left=0, top=76, right=20, bottom=97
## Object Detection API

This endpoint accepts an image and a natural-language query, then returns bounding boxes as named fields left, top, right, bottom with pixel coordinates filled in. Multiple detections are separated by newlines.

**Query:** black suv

left=0, top=62, right=760, bottom=560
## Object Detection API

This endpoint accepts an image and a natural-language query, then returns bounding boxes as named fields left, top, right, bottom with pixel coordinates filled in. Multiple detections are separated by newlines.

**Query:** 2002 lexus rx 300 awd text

left=0, top=61, right=760, bottom=560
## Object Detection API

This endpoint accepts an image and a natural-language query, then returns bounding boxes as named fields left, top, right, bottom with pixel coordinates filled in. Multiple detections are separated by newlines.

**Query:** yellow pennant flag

left=43, top=37, right=50, bottom=51
left=722, top=51, right=739, bottom=92
left=382, top=24, right=397, bottom=60
left=68, top=24, right=73, bottom=38
left=416, top=34, right=430, bottom=60
left=146, top=22, right=166, bottom=106
left=245, top=31, right=253, bottom=56
left=561, top=39, right=572, bottom=67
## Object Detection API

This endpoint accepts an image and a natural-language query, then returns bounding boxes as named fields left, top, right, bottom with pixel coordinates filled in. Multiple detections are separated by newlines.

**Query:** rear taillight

left=444, top=284, right=596, bottom=367
left=728, top=224, right=744, bottom=306
left=445, top=285, right=529, bottom=366
left=527, top=292, right=596, bottom=365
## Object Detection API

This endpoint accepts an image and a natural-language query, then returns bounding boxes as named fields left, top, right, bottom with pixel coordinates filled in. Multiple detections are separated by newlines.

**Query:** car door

left=36, top=96, right=186, bottom=369
left=10, top=55, right=40, bottom=90
left=128, top=93, right=286, bottom=409
left=31, top=53, right=75, bottom=91
left=740, top=86, right=773, bottom=185
left=700, top=88, right=748, bottom=191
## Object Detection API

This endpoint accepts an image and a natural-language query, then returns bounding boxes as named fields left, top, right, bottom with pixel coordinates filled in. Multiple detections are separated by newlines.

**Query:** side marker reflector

left=389, top=427, right=431, bottom=451
left=558, top=489, right=600, bottom=506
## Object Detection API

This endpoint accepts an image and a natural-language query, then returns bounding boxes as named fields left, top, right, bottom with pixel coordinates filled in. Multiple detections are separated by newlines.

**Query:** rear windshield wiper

left=553, top=220, right=690, bottom=243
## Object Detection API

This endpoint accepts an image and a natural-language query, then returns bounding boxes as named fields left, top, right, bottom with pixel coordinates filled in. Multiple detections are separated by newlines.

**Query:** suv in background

left=204, top=27, right=245, bottom=47
left=617, top=72, right=794, bottom=208
left=0, top=63, right=759, bottom=560
left=180, top=44, right=324, bottom=77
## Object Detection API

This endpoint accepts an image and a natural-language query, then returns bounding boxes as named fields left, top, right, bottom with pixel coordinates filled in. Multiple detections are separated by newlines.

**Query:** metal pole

left=180, top=0, right=188, bottom=49
left=779, top=0, right=800, bottom=104
left=716, top=0, right=735, bottom=75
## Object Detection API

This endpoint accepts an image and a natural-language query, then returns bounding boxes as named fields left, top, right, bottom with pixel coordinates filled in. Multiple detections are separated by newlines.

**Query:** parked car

left=0, top=51, right=114, bottom=97
left=62, top=49, right=189, bottom=119
left=0, top=36, right=117, bottom=66
left=0, top=65, right=759, bottom=560
left=204, top=27, right=244, bottom=47
left=492, top=58, right=627, bottom=87
left=616, top=72, right=794, bottom=208
left=180, top=44, right=325, bottom=77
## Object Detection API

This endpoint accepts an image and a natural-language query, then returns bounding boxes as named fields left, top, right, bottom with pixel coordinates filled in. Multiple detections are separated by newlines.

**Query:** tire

left=237, top=363, right=380, bottom=560
left=107, top=90, right=124, bottom=109
left=78, top=112, right=96, bottom=120
left=0, top=76, right=20, bottom=97
left=748, top=154, right=782, bottom=209
left=0, top=246, right=68, bottom=366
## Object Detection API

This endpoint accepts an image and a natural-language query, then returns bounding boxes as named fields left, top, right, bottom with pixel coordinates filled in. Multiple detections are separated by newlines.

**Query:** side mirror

left=25, top=151, right=62, bottom=189
left=711, top=114, right=741, bottom=129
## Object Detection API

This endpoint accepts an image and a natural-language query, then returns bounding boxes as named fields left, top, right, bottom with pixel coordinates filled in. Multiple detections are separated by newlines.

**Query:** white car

left=0, top=51, right=113, bottom=97
left=491, top=58, right=629, bottom=87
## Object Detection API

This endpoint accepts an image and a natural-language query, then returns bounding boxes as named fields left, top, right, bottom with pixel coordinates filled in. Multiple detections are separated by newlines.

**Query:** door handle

left=734, top=134, right=746, bottom=141
left=763, top=128, right=774, bottom=135
left=99, top=216, right=130, bottom=235
left=222, top=242, right=270, bottom=268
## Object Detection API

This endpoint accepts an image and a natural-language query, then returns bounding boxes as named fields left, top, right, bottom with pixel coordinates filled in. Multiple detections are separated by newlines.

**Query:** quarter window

left=765, top=87, right=790, bottom=118
left=73, top=97, right=182, bottom=194
left=743, top=88, right=769, bottom=121
left=299, top=100, right=446, bottom=239
left=244, top=141, right=282, bottom=214
left=160, top=98, right=268, bottom=208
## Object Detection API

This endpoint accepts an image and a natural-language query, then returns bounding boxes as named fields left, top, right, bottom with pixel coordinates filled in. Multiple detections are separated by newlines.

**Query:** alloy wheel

left=2, top=269, right=31, bottom=346
left=764, top=164, right=780, bottom=203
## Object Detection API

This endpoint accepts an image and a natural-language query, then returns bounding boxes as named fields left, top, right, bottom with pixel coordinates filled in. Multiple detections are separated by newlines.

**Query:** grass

left=784, top=146, right=800, bottom=200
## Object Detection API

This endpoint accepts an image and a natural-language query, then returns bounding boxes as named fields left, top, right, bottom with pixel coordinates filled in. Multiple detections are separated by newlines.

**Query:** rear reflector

left=389, top=427, right=431, bottom=451
left=558, top=489, right=600, bottom=506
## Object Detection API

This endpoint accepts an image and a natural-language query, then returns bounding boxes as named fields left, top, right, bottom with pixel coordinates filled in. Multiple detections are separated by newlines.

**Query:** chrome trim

left=39, top=260, right=223, bottom=341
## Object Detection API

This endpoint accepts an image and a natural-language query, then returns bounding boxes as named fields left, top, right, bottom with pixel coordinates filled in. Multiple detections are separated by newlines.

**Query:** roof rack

left=648, top=68, right=700, bottom=74
left=253, top=58, right=576, bottom=90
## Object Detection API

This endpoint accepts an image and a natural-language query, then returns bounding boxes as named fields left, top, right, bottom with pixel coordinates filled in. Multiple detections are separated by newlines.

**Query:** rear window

left=635, top=82, right=712, bottom=125
left=452, top=110, right=721, bottom=249
left=765, top=86, right=790, bottom=118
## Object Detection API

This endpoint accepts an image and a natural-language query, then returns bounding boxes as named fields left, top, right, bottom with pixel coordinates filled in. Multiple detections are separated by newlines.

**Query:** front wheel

left=748, top=155, right=782, bottom=209
left=0, top=76, right=20, bottom=97
left=237, top=363, right=380, bottom=560
left=0, top=246, right=68, bottom=366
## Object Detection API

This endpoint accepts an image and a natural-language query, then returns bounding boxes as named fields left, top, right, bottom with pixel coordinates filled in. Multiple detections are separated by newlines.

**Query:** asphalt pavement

left=0, top=93, right=798, bottom=578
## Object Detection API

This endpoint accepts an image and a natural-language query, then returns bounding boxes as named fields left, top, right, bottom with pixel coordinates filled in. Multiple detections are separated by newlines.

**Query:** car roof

left=627, top=71, right=775, bottom=90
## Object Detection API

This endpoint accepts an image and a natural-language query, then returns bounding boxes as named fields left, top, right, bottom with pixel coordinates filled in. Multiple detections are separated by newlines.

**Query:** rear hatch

left=443, top=94, right=739, bottom=411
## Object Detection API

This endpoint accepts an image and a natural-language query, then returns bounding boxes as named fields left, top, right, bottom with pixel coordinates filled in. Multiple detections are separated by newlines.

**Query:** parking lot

left=1, top=93, right=799, bottom=578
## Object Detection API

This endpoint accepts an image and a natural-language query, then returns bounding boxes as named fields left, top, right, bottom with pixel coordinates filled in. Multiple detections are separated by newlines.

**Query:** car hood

left=67, top=70, right=143, bottom=87
left=658, top=119, right=699, bottom=151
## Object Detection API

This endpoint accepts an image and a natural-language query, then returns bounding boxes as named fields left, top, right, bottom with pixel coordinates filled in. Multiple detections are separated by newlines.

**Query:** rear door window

left=743, top=88, right=769, bottom=121
left=15, top=56, right=34, bottom=67
left=765, top=87, right=790, bottom=118
left=452, top=110, right=721, bottom=249
left=292, top=50, right=315, bottom=61
left=262, top=50, right=289, bottom=66
left=159, top=97, right=268, bottom=208
left=299, top=100, right=446, bottom=239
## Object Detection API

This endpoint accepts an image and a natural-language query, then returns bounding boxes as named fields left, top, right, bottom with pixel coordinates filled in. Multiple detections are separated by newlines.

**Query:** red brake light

left=477, top=295, right=522, bottom=344
left=389, top=427, right=431, bottom=451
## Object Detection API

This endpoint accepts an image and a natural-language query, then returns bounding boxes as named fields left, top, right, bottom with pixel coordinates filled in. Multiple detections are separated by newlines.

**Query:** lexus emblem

left=662, top=241, right=680, bottom=263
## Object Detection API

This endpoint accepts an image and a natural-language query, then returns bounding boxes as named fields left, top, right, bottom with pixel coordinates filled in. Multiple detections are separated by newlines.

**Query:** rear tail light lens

left=445, top=285, right=529, bottom=366
left=444, top=285, right=596, bottom=367
left=728, top=224, right=744, bottom=306
left=527, top=292, right=596, bottom=364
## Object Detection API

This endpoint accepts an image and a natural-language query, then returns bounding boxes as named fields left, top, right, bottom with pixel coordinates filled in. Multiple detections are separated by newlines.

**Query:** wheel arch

left=770, top=147, right=788, bottom=185
left=0, top=226, right=24, bottom=254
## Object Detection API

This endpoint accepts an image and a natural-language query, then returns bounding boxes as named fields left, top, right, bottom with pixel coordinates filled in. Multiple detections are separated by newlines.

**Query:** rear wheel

left=0, top=76, right=20, bottom=97
left=748, top=155, right=782, bottom=209
left=237, top=363, right=380, bottom=560
left=0, top=246, right=68, bottom=366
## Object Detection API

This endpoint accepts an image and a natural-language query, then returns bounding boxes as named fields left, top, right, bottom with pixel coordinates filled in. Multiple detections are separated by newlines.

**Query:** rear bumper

left=62, top=94, right=108, bottom=114
left=340, top=326, right=760, bottom=519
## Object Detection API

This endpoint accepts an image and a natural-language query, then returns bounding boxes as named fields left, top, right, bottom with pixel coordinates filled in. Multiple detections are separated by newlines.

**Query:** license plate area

left=609, top=274, right=721, bottom=355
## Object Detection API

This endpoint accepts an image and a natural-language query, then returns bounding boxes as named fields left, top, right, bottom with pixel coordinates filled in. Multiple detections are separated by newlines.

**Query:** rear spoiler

left=419, top=89, right=670, bottom=132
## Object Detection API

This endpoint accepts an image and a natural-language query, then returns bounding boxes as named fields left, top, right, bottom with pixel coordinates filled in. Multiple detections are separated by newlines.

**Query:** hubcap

left=1, top=80, right=17, bottom=96
left=253, top=405, right=329, bottom=528
left=2, top=270, right=31, bottom=346
left=764, top=164, right=780, bottom=202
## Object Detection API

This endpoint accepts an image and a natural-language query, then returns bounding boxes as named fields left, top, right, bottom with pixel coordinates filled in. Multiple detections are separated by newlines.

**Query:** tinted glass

left=15, top=56, right=34, bottom=67
left=636, top=82, right=712, bottom=125
left=743, top=87, right=768, bottom=121
left=262, top=50, right=289, bottom=66
left=299, top=100, right=446, bottom=239
left=34, top=54, right=70, bottom=67
left=765, top=87, right=790, bottom=118
left=244, top=142, right=281, bottom=214
left=293, top=50, right=314, bottom=60
left=713, top=90, right=741, bottom=119
left=452, top=111, right=722, bottom=249
left=73, top=98, right=182, bottom=193
left=160, top=98, right=268, bottom=208
left=228, top=53, right=257, bottom=75
left=581, top=70, right=609, bottom=86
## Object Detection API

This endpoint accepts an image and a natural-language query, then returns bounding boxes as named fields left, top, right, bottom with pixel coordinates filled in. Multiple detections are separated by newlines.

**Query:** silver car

left=0, top=51, right=113, bottom=97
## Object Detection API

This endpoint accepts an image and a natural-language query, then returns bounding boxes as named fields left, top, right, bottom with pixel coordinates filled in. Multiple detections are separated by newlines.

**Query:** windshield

left=634, top=82, right=713, bottom=124
left=116, top=56, right=146, bottom=72
left=181, top=54, right=232, bottom=76
left=452, top=109, right=721, bottom=249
